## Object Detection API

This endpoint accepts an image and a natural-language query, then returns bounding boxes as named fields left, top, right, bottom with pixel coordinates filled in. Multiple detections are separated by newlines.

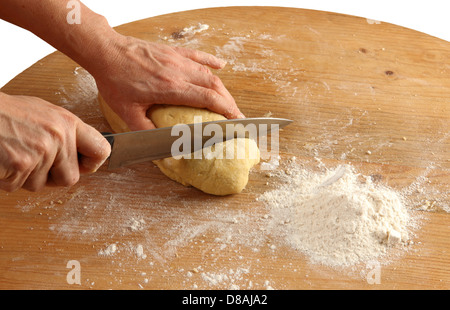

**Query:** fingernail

left=218, top=58, right=228, bottom=68
left=80, top=157, right=102, bottom=174
left=238, top=112, right=246, bottom=119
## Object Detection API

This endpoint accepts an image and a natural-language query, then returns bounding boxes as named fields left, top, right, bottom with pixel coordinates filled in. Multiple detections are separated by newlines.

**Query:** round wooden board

left=0, top=7, right=449, bottom=289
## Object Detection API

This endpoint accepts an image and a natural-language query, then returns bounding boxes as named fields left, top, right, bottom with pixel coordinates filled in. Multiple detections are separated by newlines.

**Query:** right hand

left=0, top=92, right=111, bottom=192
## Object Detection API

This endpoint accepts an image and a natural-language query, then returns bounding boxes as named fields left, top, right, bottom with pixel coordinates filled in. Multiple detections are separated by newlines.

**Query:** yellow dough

left=98, top=96, right=260, bottom=195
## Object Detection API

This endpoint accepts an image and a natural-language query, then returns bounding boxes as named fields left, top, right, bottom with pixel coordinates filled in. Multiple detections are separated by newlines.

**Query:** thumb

left=76, top=122, right=111, bottom=174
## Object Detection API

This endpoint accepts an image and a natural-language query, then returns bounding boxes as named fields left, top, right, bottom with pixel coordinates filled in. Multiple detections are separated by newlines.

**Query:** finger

left=167, top=82, right=245, bottom=119
left=119, top=105, right=156, bottom=132
left=0, top=179, right=23, bottom=192
left=0, top=155, right=37, bottom=192
left=186, top=67, right=235, bottom=102
left=173, top=46, right=227, bottom=69
left=47, top=133, right=80, bottom=187
left=180, top=63, right=245, bottom=119
left=49, top=154, right=80, bottom=187
left=0, top=171, right=31, bottom=192
left=76, top=122, right=112, bottom=173
left=22, top=152, right=56, bottom=192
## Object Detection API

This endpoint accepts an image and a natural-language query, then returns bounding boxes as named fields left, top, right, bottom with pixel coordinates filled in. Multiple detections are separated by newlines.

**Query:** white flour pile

left=258, top=160, right=415, bottom=267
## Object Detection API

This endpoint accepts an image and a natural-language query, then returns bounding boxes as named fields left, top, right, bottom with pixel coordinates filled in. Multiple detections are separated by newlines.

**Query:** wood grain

left=0, top=7, right=448, bottom=289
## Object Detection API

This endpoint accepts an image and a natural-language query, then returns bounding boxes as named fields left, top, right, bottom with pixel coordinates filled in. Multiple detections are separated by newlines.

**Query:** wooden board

left=0, top=7, right=449, bottom=290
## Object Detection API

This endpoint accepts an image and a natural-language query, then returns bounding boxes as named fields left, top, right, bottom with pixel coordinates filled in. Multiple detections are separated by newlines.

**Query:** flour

left=128, top=217, right=146, bottom=232
left=12, top=24, right=437, bottom=289
left=98, top=243, right=117, bottom=256
left=180, top=23, right=210, bottom=36
left=161, top=23, right=210, bottom=43
left=258, top=160, right=416, bottom=267
left=201, top=267, right=249, bottom=289
left=134, top=244, right=147, bottom=259
left=58, top=67, right=97, bottom=108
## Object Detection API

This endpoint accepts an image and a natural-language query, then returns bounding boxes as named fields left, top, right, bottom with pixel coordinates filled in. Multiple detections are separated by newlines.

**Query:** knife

left=101, top=117, right=292, bottom=169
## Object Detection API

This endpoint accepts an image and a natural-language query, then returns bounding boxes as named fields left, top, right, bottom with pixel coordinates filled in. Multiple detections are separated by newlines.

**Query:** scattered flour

left=12, top=24, right=441, bottom=290
left=201, top=267, right=249, bottom=290
left=128, top=217, right=146, bottom=232
left=134, top=244, right=147, bottom=259
left=98, top=242, right=147, bottom=259
left=160, top=23, right=210, bottom=42
left=98, top=243, right=117, bottom=256
left=57, top=67, right=97, bottom=108
left=258, top=160, right=417, bottom=267
left=179, top=23, right=210, bottom=36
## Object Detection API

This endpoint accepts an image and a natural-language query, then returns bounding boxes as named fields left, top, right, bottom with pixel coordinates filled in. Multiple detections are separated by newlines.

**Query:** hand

left=93, top=35, right=244, bottom=131
left=0, top=93, right=111, bottom=192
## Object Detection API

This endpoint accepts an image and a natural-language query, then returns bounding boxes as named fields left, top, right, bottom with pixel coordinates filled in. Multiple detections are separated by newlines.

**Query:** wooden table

left=0, top=7, right=449, bottom=290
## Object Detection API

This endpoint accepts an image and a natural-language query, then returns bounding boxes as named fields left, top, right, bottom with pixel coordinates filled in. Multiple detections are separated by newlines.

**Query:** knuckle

left=198, top=63, right=212, bottom=75
left=10, top=154, right=34, bottom=174
left=63, top=171, right=80, bottom=187
left=23, top=180, right=45, bottom=192
left=47, top=109, right=77, bottom=137
left=36, top=135, right=54, bottom=157
left=53, top=115, right=74, bottom=139
left=203, top=88, right=221, bottom=104
left=54, top=173, right=79, bottom=188
left=48, top=125, right=66, bottom=144
left=164, top=78, right=186, bottom=96
left=0, top=172, right=24, bottom=192
left=0, top=182, right=18, bottom=193
left=209, top=75, right=223, bottom=88
left=50, top=163, right=80, bottom=188
left=166, top=77, right=182, bottom=89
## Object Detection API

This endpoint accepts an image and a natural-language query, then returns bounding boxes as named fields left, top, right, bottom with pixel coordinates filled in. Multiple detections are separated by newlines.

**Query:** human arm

left=0, top=0, right=244, bottom=130
left=0, top=92, right=110, bottom=192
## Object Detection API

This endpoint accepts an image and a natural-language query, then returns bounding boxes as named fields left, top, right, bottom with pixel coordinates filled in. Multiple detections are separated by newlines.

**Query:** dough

left=98, top=96, right=260, bottom=195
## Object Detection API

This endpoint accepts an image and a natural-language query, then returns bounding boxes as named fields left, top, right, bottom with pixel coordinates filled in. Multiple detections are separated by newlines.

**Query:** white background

left=0, top=0, right=449, bottom=88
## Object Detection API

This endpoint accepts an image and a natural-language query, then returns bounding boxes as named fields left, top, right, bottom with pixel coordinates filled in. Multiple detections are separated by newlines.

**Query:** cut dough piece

left=98, top=96, right=260, bottom=195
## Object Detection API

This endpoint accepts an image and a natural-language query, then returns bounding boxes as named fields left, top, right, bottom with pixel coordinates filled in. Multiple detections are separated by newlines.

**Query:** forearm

left=1, top=0, right=243, bottom=128
left=0, top=0, right=118, bottom=74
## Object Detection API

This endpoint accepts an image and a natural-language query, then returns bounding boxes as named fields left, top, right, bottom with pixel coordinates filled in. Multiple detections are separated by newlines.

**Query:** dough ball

left=98, top=95, right=260, bottom=195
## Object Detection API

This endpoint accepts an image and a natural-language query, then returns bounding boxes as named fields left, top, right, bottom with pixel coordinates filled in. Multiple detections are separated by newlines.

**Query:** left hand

left=92, top=35, right=244, bottom=131
left=0, top=1, right=243, bottom=131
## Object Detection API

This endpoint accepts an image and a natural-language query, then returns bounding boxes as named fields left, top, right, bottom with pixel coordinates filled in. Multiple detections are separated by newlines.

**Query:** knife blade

left=102, top=117, right=292, bottom=169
